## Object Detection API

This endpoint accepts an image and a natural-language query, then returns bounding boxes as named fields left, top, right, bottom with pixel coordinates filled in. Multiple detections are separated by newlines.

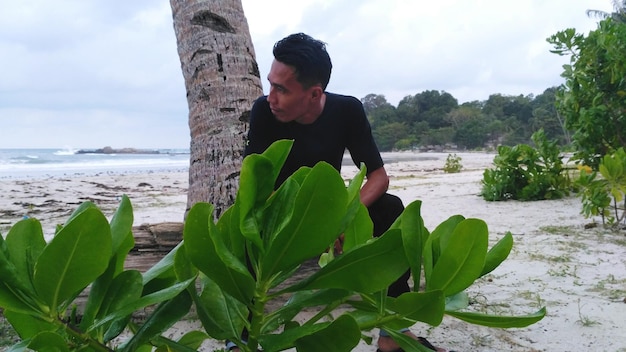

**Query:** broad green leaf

left=481, top=232, right=513, bottom=277
left=193, top=274, right=247, bottom=340
left=259, top=314, right=360, bottom=352
left=384, top=329, right=433, bottom=352
left=444, top=291, right=469, bottom=312
left=176, top=330, right=210, bottom=349
left=210, top=222, right=259, bottom=288
left=183, top=202, right=254, bottom=304
left=27, top=331, right=69, bottom=352
left=4, top=310, right=56, bottom=340
left=61, top=201, right=98, bottom=227
left=216, top=203, right=246, bottom=260
left=238, top=153, right=274, bottom=248
left=427, top=219, right=488, bottom=296
left=0, top=283, right=40, bottom=316
left=0, top=234, right=35, bottom=308
left=284, top=229, right=409, bottom=293
left=100, top=270, right=144, bottom=342
left=91, top=277, right=194, bottom=330
left=173, top=242, right=197, bottom=282
left=119, top=291, right=192, bottom=352
left=109, top=195, right=135, bottom=273
left=346, top=163, right=366, bottom=204
left=259, top=138, right=293, bottom=177
left=265, top=289, right=352, bottom=333
left=388, top=290, right=445, bottom=326
left=339, top=164, right=368, bottom=245
left=423, top=215, right=465, bottom=284
left=79, top=260, right=117, bottom=331
left=149, top=334, right=203, bottom=352
left=260, top=177, right=299, bottom=247
left=142, top=242, right=182, bottom=286
left=446, top=307, right=546, bottom=328
left=6, top=218, right=46, bottom=293
left=34, top=207, right=112, bottom=312
left=434, top=215, right=466, bottom=253
left=238, top=140, right=293, bottom=248
left=81, top=200, right=137, bottom=332
left=293, top=314, right=361, bottom=352
left=392, top=200, right=427, bottom=291
left=0, top=231, right=41, bottom=314
left=342, top=203, right=373, bottom=252
left=262, top=162, right=347, bottom=279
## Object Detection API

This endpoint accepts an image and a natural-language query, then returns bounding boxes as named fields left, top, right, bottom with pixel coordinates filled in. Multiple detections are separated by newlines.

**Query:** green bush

left=443, top=153, right=463, bottom=173
left=576, top=148, right=626, bottom=226
left=481, top=129, right=570, bottom=201
left=0, top=140, right=546, bottom=352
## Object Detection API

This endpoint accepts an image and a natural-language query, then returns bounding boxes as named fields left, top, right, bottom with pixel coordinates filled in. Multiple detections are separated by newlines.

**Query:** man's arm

left=359, top=166, right=389, bottom=207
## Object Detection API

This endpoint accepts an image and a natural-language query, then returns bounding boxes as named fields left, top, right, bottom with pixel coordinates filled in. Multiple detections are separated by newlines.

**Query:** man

left=243, top=33, right=449, bottom=352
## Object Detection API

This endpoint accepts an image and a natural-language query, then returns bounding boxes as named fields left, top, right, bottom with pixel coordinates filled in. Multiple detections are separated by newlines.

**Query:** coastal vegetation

left=364, top=16, right=626, bottom=160
left=0, top=141, right=545, bottom=351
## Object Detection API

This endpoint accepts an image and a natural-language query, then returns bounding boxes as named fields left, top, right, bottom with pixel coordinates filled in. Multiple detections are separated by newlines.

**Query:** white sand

left=1, top=152, right=625, bottom=352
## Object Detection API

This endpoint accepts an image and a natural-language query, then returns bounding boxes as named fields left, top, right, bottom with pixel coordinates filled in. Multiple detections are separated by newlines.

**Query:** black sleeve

left=245, top=96, right=272, bottom=157
left=344, top=96, right=384, bottom=173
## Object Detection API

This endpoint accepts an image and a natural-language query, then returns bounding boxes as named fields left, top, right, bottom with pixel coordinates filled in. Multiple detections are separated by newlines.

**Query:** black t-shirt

left=245, top=92, right=384, bottom=187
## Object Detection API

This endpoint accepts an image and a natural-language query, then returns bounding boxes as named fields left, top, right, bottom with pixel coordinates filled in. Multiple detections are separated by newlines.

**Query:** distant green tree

left=483, top=94, right=536, bottom=145
left=548, top=17, right=626, bottom=166
left=454, top=116, right=491, bottom=149
left=362, top=93, right=390, bottom=113
left=396, top=90, right=458, bottom=129
left=528, top=88, right=571, bottom=145
left=417, top=90, right=458, bottom=129
left=421, top=127, right=455, bottom=147
left=482, top=94, right=508, bottom=118
left=372, top=122, right=410, bottom=151
left=445, top=105, right=482, bottom=129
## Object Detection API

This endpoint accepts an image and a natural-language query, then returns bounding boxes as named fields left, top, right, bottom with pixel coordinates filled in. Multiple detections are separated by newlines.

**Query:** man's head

left=266, top=33, right=332, bottom=124
left=272, top=33, right=332, bottom=90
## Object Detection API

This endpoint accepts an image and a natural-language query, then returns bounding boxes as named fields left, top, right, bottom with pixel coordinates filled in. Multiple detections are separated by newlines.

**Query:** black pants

left=368, top=193, right=410, bottom=298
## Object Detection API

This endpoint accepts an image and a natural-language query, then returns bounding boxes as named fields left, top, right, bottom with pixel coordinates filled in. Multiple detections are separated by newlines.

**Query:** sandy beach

left=1, top=152, right=625, bottom=351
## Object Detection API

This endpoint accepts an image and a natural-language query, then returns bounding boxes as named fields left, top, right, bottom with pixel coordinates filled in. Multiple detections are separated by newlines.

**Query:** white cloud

left=0, top=0, right=609, bottom=148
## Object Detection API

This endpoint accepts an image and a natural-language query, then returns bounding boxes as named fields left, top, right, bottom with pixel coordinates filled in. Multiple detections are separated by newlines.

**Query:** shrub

left=481, top=129, right=570, bottom=201
left=443, top=153, right=463, bottom=173
left=0, top=140, right=546, bottom=352
left=576, top=148, right=626, bottom=226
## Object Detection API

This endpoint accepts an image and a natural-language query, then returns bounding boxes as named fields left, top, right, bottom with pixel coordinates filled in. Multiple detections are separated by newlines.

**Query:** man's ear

left=310, top=85, right=324, bottom=100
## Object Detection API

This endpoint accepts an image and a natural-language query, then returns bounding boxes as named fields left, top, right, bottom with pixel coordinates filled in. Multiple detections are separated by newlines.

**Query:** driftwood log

left=126, top=222, right=185, bottom=272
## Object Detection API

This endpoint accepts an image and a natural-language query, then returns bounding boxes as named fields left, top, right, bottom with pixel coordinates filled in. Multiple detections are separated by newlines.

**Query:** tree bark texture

left=170, top=0, right=263, bottom=218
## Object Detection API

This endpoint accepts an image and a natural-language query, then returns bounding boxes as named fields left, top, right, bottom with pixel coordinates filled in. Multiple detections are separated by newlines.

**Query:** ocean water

left=0, top=148, right=190, bottom=179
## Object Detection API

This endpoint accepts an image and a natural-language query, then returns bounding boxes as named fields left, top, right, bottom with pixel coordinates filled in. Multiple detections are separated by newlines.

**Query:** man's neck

left=297, top=93, right=326, bottom=124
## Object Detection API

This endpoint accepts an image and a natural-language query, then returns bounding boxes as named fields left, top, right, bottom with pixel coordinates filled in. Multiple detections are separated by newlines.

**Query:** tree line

left=361, top=88, right=567, bottom=152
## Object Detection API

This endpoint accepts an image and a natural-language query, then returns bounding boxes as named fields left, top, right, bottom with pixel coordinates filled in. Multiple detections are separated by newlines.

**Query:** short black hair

left=273, top=33, right=332, bottom=90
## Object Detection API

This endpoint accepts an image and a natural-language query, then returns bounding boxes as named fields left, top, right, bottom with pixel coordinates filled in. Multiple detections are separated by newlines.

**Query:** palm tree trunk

left=170, top=0, right=262, bottom=217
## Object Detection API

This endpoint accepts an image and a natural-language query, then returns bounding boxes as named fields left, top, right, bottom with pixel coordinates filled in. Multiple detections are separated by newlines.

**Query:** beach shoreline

left=1, top=151, right=625, bottom=351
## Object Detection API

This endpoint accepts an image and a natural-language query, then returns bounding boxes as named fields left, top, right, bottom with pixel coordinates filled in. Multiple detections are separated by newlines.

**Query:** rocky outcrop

left=76, top=146, right=160, bottom=154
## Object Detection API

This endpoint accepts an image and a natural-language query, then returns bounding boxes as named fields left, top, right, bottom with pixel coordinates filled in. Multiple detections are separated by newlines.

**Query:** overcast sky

left=0, top=1, right=606, bottom=149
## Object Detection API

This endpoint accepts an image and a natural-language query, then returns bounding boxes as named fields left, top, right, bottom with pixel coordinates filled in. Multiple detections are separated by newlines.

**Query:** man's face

left=266, top=59, right=318, bottom=123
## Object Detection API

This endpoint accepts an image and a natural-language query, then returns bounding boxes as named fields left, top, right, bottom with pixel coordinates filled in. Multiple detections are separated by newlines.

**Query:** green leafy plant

left=576, top=148, right=626, bottom=226
left=182, top=140, right=545, bottom=352
left=443, top=153, right=463, bottom=173
left=0, top=197, right=200, bottom=351
left=0, top=140, right=546, bottom=352
left=548, top=18, right=626, bottom=167
left=481, top=129, right=570, bottom=201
